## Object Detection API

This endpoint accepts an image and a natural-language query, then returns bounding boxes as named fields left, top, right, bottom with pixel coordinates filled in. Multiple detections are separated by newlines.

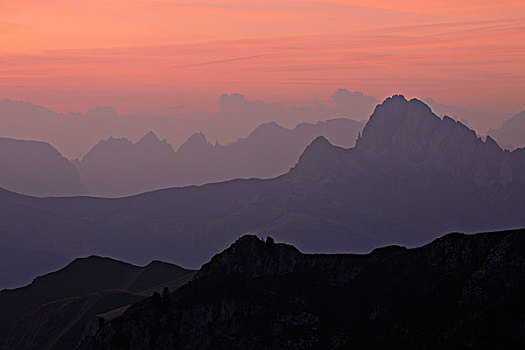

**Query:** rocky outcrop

left=82, top=229, right=525, bottom=349
left=355, top=95, right=516, bottom=187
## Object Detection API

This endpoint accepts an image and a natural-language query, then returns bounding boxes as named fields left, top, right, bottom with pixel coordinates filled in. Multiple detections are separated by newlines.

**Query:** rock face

left=0, top=256, right=194, bottom=350
left=356, top=95, right=510, bottom=187
left=82, top=229, right=525, bottom=349
left=0, top=137, right=85, bottom=197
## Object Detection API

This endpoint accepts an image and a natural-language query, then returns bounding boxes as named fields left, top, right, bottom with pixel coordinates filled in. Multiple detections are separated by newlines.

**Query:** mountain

left=1, top=95, right=524, bottom=288
left=75, top=132, right=175, bottom=197
left=489, top=110, right=525, bottom=150
left=0, top=91, right=376, bottom=159
left=171, top=118, right=363, bottom=187
left=0, top=244, right=67, bottom=289
left=76, top=118, right=363, bottom=197
left=0, top=256, right=194, bottom=350
left=82, top=229, right=525, bottom=349
left=0, top=137, right=86, bottom=197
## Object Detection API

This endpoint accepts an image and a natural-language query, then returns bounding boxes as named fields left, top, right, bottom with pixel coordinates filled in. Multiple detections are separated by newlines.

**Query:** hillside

left=0, top=256, right=194, bottom=349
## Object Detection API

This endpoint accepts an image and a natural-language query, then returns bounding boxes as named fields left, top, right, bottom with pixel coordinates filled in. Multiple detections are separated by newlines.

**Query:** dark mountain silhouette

left=0, top=256, right=194, bottom=350
left=489, top=109, right=525, bottom=150
left=76, top=118, right=363, bottom=197
left=1, top=95, right=524, bottom=288
left=82, top=229, right=525, bottom=349
left=0, top=244, right=66, bottom=289
left=0, top=137, right=85, bottom=197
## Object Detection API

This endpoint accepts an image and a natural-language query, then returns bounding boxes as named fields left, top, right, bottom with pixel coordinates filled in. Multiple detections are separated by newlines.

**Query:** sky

left=1, top=0, right=524, bottom=118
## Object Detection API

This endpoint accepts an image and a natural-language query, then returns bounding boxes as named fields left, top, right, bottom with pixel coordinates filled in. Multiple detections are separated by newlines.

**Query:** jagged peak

left=137, top=131, right=161, bottom=144
left=196, top=235, right=301, bottom=280
left=357, top=96, right=442, bottom=153
left=484, top=135, right=502, bottom=151
left=291, top=136, right=343, bottom=173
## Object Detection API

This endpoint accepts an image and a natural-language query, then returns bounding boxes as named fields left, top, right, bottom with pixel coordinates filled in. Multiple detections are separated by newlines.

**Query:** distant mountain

left=0, top=137, right=86, bottom=197
left=0, top=256, right=194, bottom=350
left=1, top=95, right=524, bottom=287
left=75, top=132, right=175, bottom=197
left=82, top=229, right=525, bottom=349
left=489, top=110, right=525, bottom=150
left=76, top=118, right=363, bottom=197
left=0, top=90, right=376, bottom=159
left=171, top=118, right=363, bottom=187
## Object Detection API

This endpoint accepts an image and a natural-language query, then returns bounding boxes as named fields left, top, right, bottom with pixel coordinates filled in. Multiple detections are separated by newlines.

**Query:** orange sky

left=1, top=0, right=524, bottom=117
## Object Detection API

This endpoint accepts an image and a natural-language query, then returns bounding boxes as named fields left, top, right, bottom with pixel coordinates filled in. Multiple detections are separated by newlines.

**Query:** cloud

left=171, top=55, right=262, bottom=69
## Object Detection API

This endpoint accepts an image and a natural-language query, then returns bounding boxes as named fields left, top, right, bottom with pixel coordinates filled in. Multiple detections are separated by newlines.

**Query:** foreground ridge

left=83, top=229, right=525, bottom=349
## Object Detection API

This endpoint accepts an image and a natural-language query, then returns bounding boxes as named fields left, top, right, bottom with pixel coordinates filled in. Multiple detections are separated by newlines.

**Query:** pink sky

left=1, top=0, right=524, bottom=116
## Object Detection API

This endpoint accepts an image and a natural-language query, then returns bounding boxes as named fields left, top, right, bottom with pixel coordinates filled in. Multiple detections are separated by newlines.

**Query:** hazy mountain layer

left=82, top=229, right=525, bottom=349
left=489, top=109, right=525, bottom=150
left=0, top=90, right=376, bottom=159
left=76, top=118, right=363, bottom=197
left=1, top=96, right=524, bottom=288
left=0, top=137, right=85, bottom=197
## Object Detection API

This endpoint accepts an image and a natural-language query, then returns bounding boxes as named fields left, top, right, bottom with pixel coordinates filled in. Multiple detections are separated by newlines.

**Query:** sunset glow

left=1, top=0, right=524, bottom=115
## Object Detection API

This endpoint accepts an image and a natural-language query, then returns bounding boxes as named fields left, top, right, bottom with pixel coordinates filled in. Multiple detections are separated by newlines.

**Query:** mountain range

left=75, top=118, right=363, bottom=197
left=0, top=118, right=362, bottom=198
left=0, top=90, right=377, bottom=159
left=1, top=95, right=524, bottom=289
left=3, top=228, right=524, bottom=349
left=42, top=228, right=525, bottom=349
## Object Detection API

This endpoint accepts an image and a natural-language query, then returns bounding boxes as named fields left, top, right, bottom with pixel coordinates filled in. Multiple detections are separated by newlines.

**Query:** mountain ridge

left=82, top=228, right=525, bottom=349
left=0, top=255, right=194, bottom=349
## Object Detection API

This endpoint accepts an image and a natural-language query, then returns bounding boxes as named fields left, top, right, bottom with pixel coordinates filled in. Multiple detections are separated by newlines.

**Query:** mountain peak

left=356, top=95, right=444, bottom=157
left=196, top=235, right=301, bottom=280
left=250, top=121, right=287, bottom=136
left=134, top=131, right=174, bottom=154
left=177, top=132, right=212, bottom=152
left=137, top=131, right=161, bottom=145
